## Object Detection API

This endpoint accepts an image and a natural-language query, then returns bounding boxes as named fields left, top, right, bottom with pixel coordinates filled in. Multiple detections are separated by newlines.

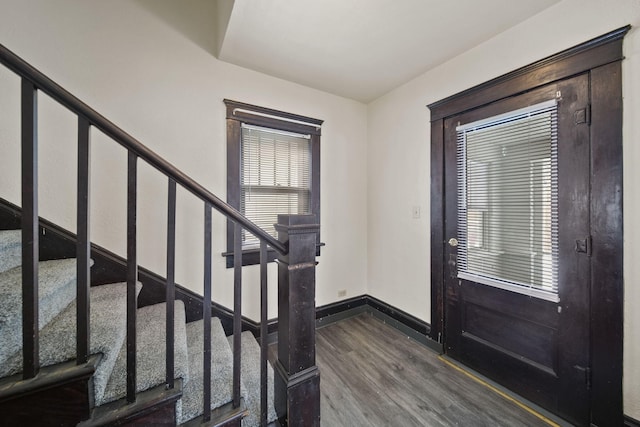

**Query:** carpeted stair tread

left=178, top=318, right=236, bottom=424
left=0, top=258, right=78, bottom=367
left=228, top=332, right=278, bottom=427
left=0, top=282, right=142, bottom=404
left=100, top=300, right=189, bottom=406
left=0, top=230, right=21, bottom=273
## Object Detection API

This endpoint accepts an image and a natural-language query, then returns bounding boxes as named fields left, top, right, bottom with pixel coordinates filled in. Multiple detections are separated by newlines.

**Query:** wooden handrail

left=2, top=41, right=320, bottom=425
left=0, top=43, right=286, bottom=255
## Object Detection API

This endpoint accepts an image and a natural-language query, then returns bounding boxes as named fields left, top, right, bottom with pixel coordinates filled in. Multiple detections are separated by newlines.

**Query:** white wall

left=0, top=0, right=369, bottom=320
left=367, top=0, right=640, bottom=418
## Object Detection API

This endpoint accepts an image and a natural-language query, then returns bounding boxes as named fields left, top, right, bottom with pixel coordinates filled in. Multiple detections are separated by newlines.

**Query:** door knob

left=448, top=238, right=458, bottom=247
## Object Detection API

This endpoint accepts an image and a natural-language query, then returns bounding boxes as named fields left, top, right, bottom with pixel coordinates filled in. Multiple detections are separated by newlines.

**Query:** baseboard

left=314, top=295, right=443, bottom=353
left=1, top=197, right=442, bottom=349
left=625, top=414, right=640, bottom=427
left=0, top=197, right=250, bottom=335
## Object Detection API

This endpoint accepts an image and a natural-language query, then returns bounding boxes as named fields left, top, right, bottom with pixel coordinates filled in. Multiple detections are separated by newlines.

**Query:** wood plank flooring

left=314, top=314, right=555, bottom=427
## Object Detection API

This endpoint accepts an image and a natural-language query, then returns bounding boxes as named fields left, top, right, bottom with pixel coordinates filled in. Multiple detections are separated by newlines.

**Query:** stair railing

left=0, top=43, right=320, bottom=426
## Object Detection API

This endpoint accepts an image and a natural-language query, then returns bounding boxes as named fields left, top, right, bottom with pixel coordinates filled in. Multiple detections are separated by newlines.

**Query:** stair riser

left=0, top=376, right=93, bottom=427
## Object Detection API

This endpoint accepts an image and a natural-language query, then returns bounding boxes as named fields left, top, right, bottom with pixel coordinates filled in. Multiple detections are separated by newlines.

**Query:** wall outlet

left=338, top=289, right=347, bottom=297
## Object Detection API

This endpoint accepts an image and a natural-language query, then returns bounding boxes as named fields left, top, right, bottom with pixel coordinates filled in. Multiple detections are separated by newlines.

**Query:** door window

left=456, top=100, right=559, bottom=301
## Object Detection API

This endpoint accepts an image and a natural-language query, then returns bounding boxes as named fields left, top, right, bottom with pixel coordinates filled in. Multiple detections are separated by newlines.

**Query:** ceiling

left=216, top=0, right=561, bottom=103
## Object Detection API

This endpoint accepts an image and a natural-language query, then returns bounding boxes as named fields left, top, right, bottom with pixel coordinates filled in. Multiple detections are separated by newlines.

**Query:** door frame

left=428, top=26, right=628, bottom=426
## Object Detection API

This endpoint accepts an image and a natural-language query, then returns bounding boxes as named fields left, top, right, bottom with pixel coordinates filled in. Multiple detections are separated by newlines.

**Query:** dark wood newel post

left=274, top=214, right=320, bottom=426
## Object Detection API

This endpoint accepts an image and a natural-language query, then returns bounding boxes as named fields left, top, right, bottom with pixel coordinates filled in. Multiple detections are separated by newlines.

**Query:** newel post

left=274, top=214, right=320, bottom=426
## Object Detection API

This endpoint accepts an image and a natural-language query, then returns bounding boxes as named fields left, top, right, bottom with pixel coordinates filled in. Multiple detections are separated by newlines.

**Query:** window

left=456, top=100, right=559, bottom=301
left=224, top=100, right=322, bottom=267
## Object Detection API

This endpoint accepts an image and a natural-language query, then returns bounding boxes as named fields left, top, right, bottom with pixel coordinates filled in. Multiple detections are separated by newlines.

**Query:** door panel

left=462, top=297, right=556, bottom=370
left=443, top=74, right=590, bottom=426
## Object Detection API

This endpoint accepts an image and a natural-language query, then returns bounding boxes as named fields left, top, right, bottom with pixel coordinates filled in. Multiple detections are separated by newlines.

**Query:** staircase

left=0, top=42, right=321, bottom=426
left=0, top=229, right=278, bottom=426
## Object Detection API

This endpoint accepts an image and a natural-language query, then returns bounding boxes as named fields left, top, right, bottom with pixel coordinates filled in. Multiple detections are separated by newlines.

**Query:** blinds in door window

left=456, top=100, right=559, bottom=301
left=241, top=124, right=311, bottom=248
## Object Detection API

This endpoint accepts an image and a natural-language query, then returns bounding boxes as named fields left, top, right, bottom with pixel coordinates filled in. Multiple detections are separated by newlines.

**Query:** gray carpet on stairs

left=0, top=258, right=78, bottom=368
left=0, top=230, right=21, bottom=273
left=100, top=300, right=189, bottom=406
left=177, top=317, right=236, bottom=424
left=0, top=282, right=141, bottom=404
left=229, top=331, right=278, bottom=427
left=0, top=229, right=277, bottom=426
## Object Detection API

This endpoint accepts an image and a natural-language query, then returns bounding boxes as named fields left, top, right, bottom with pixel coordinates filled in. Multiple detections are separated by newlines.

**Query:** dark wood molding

left=0, top=355, right=101, bottom=426
left=588, top=59, right=624, bottom=427
left=625, top=415, right=640, bottom=427
left=428, top=26, right=630, bottom=121
left=180, top=399, right=247, bottom=427
left=223, top=99, right=323, bottom=268
left=274, top=215, right=321, bottom=426
left=314, top=295, right=440, bottom=352
left=78, top=379, right=183, bottom=427
left=428, top=26, right=627, bottom=426
left=430, top=117, right=445, bottom=345
left=4, top=196, right=443, bottom=350
left=223, top=99, right=323, bottom=135
left=0, top=198, right=434, bottom=346
left=0, top=198, right=252, bottom=335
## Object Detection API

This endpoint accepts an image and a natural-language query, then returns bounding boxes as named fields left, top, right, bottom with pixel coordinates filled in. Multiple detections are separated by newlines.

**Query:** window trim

left=223, top=99, right=322, bottom=267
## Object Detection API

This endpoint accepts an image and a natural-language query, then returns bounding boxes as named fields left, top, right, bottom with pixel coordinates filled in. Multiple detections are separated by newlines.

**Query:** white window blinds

left=456, top=100, right=559, bottom=302
left=241, top=124, right=311, bottom=248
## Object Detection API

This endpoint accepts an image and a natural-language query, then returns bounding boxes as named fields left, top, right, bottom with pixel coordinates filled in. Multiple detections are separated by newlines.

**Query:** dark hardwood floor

left=313, top=314, right=561, bottom=427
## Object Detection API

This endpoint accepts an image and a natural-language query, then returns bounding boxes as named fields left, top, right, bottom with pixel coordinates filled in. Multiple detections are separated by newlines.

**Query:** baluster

left=166, top=178, right=176, bottom=388
left=21, top=78, right=39, bottom=380
left=233, top=222, right=242, bottom=408
left=203, top=202, right=212, bottom=421
left=260, top=241, right=268, bottom=426
left=76, top=116, right=91, bottom=364
left=126, top=151, right=138, bottom=403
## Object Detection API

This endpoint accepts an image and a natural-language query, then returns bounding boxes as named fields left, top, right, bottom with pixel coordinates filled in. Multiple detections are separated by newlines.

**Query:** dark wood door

left=443, top=73, right=591, bottom=426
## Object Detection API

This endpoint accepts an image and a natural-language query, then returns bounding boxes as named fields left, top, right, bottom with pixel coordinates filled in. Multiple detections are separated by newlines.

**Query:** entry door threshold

left=438, top=355, right=574, bottom=427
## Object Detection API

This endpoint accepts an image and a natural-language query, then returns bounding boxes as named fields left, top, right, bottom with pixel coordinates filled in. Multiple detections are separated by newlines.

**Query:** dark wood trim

left=428, top=26, right=630, bottom=121
left=126, top=151, right=138, bottom=404
left=259, top=241, right=268, bottom=424
left=274, top=214, right=321, bottom=427
left=364, top=295, right=430, bottom=336
left=2, top=196, right=433, bottom=354
left=0, top=198, right=252, bottom=335
left=224, top=99, right=323, bottom=135
left=21, top=77, right=39, bottom=380
left=78, top=379, right=183, bottom=427
left=314, top=295, right=441, bottom=352
left=180, top=398, right=248, bottom=427
left=0, top=355, right=101, bottom=427
left=430, top=118, right=445, bottom=344
left=223, top=99, right=323, bottom=268
left=76, top=115, right=91, bottom=365
left=589, top=60, right=624, bottom=427
left=315, top=295, right=369, bottom=319
left=165, top=178, right=176, bottom=389
left=232, top=222, right=243, bottom=408
left=625, top=415, right=640, bottom=427
left=203, top=202, right=213, bottom=421
left=428, top=27, right=628, bottom=426
left=0, top=43, right=286, bottom=256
